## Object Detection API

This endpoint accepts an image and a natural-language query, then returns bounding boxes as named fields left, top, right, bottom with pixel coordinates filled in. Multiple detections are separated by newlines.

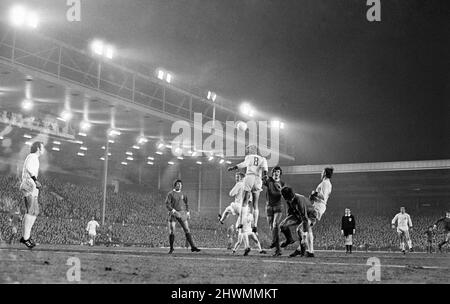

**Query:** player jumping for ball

left=227, top=144, right=268, bottom=233
left=391, top=207, right=413, bottom=254
left=18, top=141, right=45, bottom=249
left=263, top=166, right=285, bottom=256
left=165, top=179, right=201, bottom=254
left=218, top=172, right=246, bottom=224
left=433, top=211, right=450, bottom=252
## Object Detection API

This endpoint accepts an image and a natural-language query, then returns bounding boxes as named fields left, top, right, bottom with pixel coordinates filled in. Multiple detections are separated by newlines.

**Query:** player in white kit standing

left=391, top=207, right=413, bottom=254
left=86, top=216, right=100, bottom=246
left=19, top=141, right=44, bottom=249
left=227, top=145, right=268, bottom=232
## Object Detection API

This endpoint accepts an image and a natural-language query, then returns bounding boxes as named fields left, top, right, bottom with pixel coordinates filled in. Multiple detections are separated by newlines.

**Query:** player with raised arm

left=433, top=211, right=450, bottom=252
left=232, top=206, right=267, bottom=256
left=227, top=145, right=268, bottom=233
left=391, top=207, right=413, bottom=254
left=280, top=186, right=318, bottom=257
left=18, top=141, right=45, bottom=249
left=218, top=172, right=246, bottom=224
left=263, top=166, right=285, bottom=256
left=165, top=179, right=201, bottom=254
left=86, top=216, right=100, bottom=246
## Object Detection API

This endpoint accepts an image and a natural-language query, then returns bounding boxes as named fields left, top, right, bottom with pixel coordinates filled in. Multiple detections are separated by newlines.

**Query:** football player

left=165, top=179, right=201, bottom=254
left=232, top=206, right=267, bottom=256
left=309, top=167, right=333, bottom=221
left=263, top=166, right=285, bottom=256
left=19, top=141, right=45, bottom=249
left=391, top=207, right=413, bottom=254
left=218, top=172, right=246, bottom=224
left=227, top=144, right=268, bottom=233
left=86, top=216, right=100, bottom=246
left=433, top=211, right=450, bottom=252
left=280, top=187, right=318, bottom=257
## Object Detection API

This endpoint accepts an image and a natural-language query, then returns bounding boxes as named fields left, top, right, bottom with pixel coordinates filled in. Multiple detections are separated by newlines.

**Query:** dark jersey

left=286, top=194, right=316, bottom=221
left=341, top=215, right=356, bottom=235
left=435, top=217, right=450, bottom=232
left=264, top=177, right=285, bottom=207
left=165, top=190, right=189, bottom=212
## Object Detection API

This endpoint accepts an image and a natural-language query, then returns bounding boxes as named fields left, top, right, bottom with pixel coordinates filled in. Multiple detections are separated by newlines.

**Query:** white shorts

left=243, top=174, right=263, bottom=192
left=229, top=202, right=242, bottom=216
left=397, top=227, right=410, bottom=238
left=312, top=202, right=326, bottom=221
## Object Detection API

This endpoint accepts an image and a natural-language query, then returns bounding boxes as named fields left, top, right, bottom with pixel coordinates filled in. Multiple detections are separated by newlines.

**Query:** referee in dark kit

left=341, top=208, right=356, bottom=254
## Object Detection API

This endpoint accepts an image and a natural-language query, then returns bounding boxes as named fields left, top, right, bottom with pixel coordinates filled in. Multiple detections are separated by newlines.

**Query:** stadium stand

left=0, top=174, right=446, bottom=251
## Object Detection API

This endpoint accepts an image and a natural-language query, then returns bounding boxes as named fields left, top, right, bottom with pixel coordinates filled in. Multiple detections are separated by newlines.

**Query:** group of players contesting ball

left=13, top=141, right=450, bottom=257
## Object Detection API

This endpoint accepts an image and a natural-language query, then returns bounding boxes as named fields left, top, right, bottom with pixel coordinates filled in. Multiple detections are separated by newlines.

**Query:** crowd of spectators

left=0, top=173, right=447, bottom=251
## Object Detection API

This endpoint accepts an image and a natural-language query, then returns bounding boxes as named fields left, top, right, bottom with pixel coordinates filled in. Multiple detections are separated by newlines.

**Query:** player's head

left=281, top=186, right=295, bottom=201
left=446, top=211, right=450, bottom=218
left=428, top=225, right=434, bottom=230
left=246, top=144, right=258, bottom=155
left=91, top=216, right=95, bottom=220
left=321, top=167, right=334, bottom=180
left=30, top=141, right=44, bottom=156
left=235, top=172, right=245, bottom=182
left=272, top=166, right=282, bottom=179
left=345, top=208, right=350, bottom=215
left=400, top=207, right=405, bottom=213
left=173, top=179, right=182, bottom=191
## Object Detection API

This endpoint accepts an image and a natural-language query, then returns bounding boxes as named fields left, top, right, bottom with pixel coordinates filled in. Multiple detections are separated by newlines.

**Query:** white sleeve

left=391, top=214, right=398, bottom=225
left=236, top=157, right=249, bottom=169
left=408, top=215, right=412, bottom=227
left=229, top=183, right=241, bottom=197
left=25, top=155, right=39, bottom=178
left=262, top=157, right=268, bottom=172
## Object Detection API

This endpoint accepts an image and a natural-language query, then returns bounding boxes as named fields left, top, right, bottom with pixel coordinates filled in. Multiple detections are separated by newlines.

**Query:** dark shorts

left=24, top=195, right=39, bottom=215
left=168, top=210, right=189, bottom=223
left=266, top=204, right=282, bottom=217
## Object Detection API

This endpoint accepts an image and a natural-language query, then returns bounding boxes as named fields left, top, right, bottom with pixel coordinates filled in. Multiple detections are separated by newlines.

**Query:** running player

left=433, top=211, right=450, bottom=252
left=18, top=141, right=44, bottom=249
left=263, top=166, right=285, bottom=256
left=165, top=179, right=201, bottom=254
left=218, top=172, right=246, bottom=224
left=391, top=207, right=413, bottom=254
left=232, top=206, right=267, bottom=256
left=280, top=187, right=318, bottom=257
left=227, top=145, right=268, bottom=232
left=86, top=216, right=100, bottom=246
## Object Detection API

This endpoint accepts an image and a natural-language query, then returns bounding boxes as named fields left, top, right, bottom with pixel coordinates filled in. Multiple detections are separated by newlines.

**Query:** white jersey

left=229, top=180, right=245, bottom=205
left=22, top=153, right=40, bottom=181
left=241, top=213, right=254, bottom=234
left=237, top=154, right=268, bottom=177
left=86, top=220, right=100, bottom=235
left=315, top=178, right=332, bottom=206
left=392, top=213, right=412, bottom=230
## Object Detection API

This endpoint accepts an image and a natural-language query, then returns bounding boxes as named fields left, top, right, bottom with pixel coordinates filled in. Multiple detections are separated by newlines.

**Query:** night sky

left=1, top=0, right=448, bottom=165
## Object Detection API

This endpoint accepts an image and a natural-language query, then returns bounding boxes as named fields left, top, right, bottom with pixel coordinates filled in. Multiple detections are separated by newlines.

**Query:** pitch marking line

left=1, top=248, right=448, bottom=270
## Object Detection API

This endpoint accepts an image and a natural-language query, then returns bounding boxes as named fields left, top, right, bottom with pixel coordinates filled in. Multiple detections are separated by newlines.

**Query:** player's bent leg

left=279, top=215, right=298, bottom=247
